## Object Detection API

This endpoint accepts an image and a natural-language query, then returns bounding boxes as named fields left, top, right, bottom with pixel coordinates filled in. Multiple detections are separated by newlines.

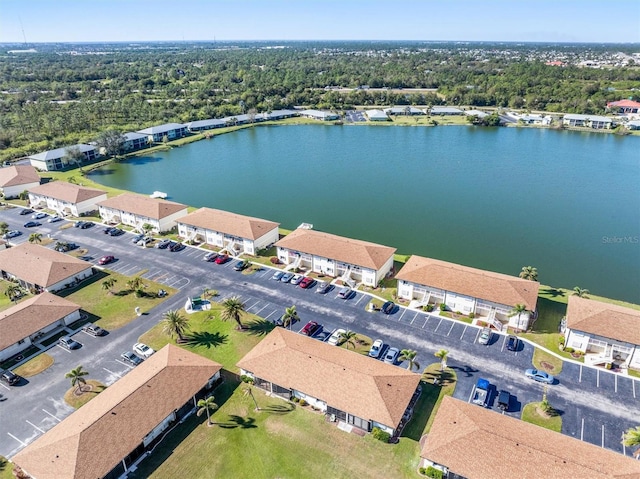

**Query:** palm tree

left=282, top=305, right=299, bottom=329
left=243, top=385, right=260, bottom=411
left=196, top=395, right=219, bottom=426
left=28, top=232, right=42, bottom=244
left=622, top=425, right=640, bottom=458
left=508, top=303, right=529, bottom=331
left=162, top=309, right=190, bottom=342
left=220, top=296, right=246, bottom=329
left=65, top=365, right=89, bottom=394
left=101, top=278, right=117, bottom=295
left=339, top=330, right=357, bottom=349
left=434, top=349, right=449, bottom=371
left=5, top=284, right=22, bottom=303
left=126, top=276, right=145, bottom=294
left=399, top=349, right=421, bottom=371
left=573, top=286, right=590, bottom=298
left=519, top=266, right=538, bottom=281
left=0, top=221, right=9, bottom=237
left=141, top=223, right=154, bottom=236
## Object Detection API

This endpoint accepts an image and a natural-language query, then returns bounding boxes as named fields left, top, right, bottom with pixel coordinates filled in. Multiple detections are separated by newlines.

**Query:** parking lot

left=345, top=110, right=367, bottom=122
left=0, top=205, right=639, bottom=459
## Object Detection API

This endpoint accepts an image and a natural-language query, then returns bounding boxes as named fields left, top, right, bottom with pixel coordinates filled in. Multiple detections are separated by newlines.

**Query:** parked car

left=103, top=227, right=115, bottom=234
left=31, top=212, right=48, bottom=220
left=23, top=221, right=41, bottom=228
left=54, top=242, right=78, bottom=252
left=290, top=274, right=303, bottom=285
left=0, top=369, right=20, bottom=386
left=497, top=390, right=511, bottom=411
left=133, top=342, right=155, bottom=358
left=368, top=339, right=385, bottom=359
left=215, top=254, right=229, bottom=264
left=525, top=368, right=555, bottom=384
left=47, top=215, right=63, bottom=223
left=338, top=287, right=352, bottom=299
left=384, top=347, right=400, bottom=364
left=58, top=336, right=81, bottom=350
left=506, top=335, right=520, bottom=352
left=79, top=221, right=94, bottom=229
left=478, top=327, right=492, bottom=345
left=327, top=328, right=346, bottom=346
left=381, top=301, right=395, bottom=314
left=3, top=230, right=21, bottom=239
left=299, top=277, right=316, bottom=289
left=316, top=281, right=332, bottom=294
left=121, top=351, right=143, bottom=366
left=203, top=251, right=218, bottom=261
left=156, top=239, right=172, bottom=249
left=74, top=221, right=85, bottom=228
left=98, top=255, right=115, bottom=265
left=19, top=209, right=33, bottom=216
left=108, top=228, right=124, bottom=236
left=131, top=233, right=145, bottom=244
left=82, top=324, right=106, bottom=337
left=280, top=272, right=294, bottom=283
left=233, top=260, right=248, bottom=271
left=271, top=270, right=285, bottom=281
left=137, top=236, right=152, bottom=246
left=169, top=241, right=184, bottom=252
left=301, top=321, right=321, bottom=336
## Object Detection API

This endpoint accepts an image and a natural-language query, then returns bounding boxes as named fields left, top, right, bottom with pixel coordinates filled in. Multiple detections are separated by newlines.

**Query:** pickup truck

left=472, top=378, right=490, bottom=406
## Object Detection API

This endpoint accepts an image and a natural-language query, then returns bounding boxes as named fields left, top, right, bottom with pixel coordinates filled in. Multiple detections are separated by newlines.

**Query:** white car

left=327, top=328, right=346, bottom=346
left=133, top=342, right=155, bottom=358
left=290, top=274, right=303, bottom=285
left=31, top=212, right=48, bottom=220
left=368, top=339, right=385, bottom=359
left=48, top=215, right=63, bottom=223
left=3, top=230, right=21, bottom=239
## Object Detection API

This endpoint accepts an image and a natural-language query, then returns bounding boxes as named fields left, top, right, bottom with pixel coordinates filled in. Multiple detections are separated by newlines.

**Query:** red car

left=301, top=321, right=321, bottom=336
left=98, top=255, right=115, bottom=265
left=299, top=277, right=316, bottom=289
left=215, top=254, right=229, bottom=264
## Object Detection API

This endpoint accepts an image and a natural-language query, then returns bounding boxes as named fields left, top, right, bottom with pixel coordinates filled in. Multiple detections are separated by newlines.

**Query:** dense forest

left=0, top=41, right=638, bottom=160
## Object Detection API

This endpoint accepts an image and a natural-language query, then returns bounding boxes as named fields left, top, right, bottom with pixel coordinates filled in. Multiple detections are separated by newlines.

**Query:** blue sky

left=0, top=0, right=638, bottom=43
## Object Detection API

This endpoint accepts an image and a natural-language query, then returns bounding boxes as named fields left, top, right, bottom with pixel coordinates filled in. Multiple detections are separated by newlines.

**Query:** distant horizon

left=1, top=0, right=638, bottom=44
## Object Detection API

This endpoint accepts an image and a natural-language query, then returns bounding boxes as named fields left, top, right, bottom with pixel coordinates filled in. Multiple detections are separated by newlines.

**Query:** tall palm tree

left=28, top=232, right=43, bottom=244
left=622, top=425, right=640, bottom=458
left=508, top=303, right=529, bottom=331
left=126, top=276, right=145, bottom=292
left=141, top=223, right=154, bottom=236
left=339, top=330, right=357, bottom=349
left=162, top=309, right=190, bottom=342
left=519, top=266, right=538, bottom=281
left=434, top=349, right=449, bottom=371
left=243, top=385, right=260, bottom=411
left=196, top=395, right=219, bottom=426
left=221, top=296, right=246, bottom=329
left=5, top=284, right=22, bottom=303
left=573, top=286, right=590, bottom=298
left=399, top=349, right=421, bottom=371
left=101, top=278, right=117, bottom=295
left=65, top=365, right=89, bottom=394
left=282, top=305, right=299, bottom=329
left=0, top=221, right=9, bottom=236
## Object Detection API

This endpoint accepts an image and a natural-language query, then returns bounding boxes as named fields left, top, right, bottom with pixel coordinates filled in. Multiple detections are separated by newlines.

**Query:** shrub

left=439, top=303, right=447, bottom=312
left=371, top=427, right=391, bottom=443
left=419, top=467, right=428, bottom=476
left=240, top=375, right=254, bottom=384
left=564, top=347, right=574, bottom=353
left=270, top=257, right=280, bottom=264
left=425, top=304, right=434, bottom=312
left=292, top=396, right=300, bottom=403
left=299, top=399, right=308, bottom=406
left=468, top=312, right=475, bottom=319
left=558, top=336, right=565, bottom=345
left=425, top=466, right=444, bottom=479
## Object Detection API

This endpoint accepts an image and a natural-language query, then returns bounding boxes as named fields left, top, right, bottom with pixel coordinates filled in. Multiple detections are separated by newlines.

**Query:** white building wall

left=253, top=229, right=279, bottom=252
left=157, top=209, right=188, bottom=232
left=629, top=347, right=640, bottom=369
left=564, top=329, right=590, bottom=352
left=28, top=159, right=50, bottom=171
left=45, top=267, right=94, bottom=292
left=3, top=182, right=39, bottom=199
left=62, top=310, right=82, bottom=325
left=444, top=292, right=476, bottom=314
left=0, top=339, right=32, bottom=362
left=291, top=390, right=327, bottom=411
left=371, top=420, right=394, bottom=435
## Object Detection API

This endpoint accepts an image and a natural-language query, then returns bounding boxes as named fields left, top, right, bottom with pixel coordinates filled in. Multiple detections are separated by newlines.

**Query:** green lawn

left=521, top=402, right=562, bottom=432
left=57, top=271, right=176, bottom=331
left=0, top=457, right=13, bottom=479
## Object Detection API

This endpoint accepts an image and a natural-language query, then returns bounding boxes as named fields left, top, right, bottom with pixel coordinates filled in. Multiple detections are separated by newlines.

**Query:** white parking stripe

left=398, top=308, right=407, bottom=321
left=500, top=335, right=506, bottom=352
left=596, top=369, right=600, bottom=388
left=615, top=374, right=618, bottom=393
left=633, top=379, right=636, bottom=398
left=264, top=311, right=276, bottom=320
left=580, top=417, right=584, bottom=440
left=474, top=328, right=481, bottom=343
left=26, top=420, right=45, bottom=433
left=42, top=409, right=61, bottom=422
left=410, top=312, right=419, bottom=324
left=422, top=317, right=429, bottom=328
left=601, top=425, right=605, bottom=447
left=354, top=294, right=365, bottom=306
left=434, top=318, right=443, bottom=332
left=446, top=322, right=455, bottom=336
left=0, top=382, right=10, bottom=391
left=115, top=359, right=134, bottom=369
left=7, top=433, right=27, bottom=447
left=459, top=325, right=467, bottom=340
left=103, top=367, right=122, bottom=378
left=578, top=365, right=583, bottom=382
left=255, top=304, right=268, bottom=316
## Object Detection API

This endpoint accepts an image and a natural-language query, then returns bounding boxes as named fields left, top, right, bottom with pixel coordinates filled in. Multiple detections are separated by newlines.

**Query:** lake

left=89, top=125, right=640, bottom=304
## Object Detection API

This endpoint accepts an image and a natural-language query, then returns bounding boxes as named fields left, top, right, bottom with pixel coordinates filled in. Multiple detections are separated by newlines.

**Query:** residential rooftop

left=178, top=207, right=279, bottom=240
left=0, top=165, right=40, bottom=188
left=566, top=295, right=640, bottom=345
left=98, top=193, right=187, bottom=220
left=29, top=181, right=106, bottom=204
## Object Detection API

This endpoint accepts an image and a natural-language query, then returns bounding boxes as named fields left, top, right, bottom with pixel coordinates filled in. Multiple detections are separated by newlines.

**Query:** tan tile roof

left=237, top=328, right=420, bottom=429
left=178, top=207, right=279, bottom=240
left=422, top=396, right=640, bottom=479
left=396, top=255, right=539, bottom=310
left=13, top=345, right=222, bottom=479
left=0, top=165, right=40, bottom=188
left=0, top=292, right=80, bottom=351
left=567, top=295, right=640, bottom=345
left=97, top=193, right=187, bottom=220
left=28, top=181, right=106, bottom=204
left=0, top=244, right=92, bottom=288
left=275, top=228, right=396, bottom=270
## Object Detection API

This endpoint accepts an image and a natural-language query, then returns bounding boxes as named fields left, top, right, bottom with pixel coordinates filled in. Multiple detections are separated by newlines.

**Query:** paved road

left=0, top=205, right=638, bottom=459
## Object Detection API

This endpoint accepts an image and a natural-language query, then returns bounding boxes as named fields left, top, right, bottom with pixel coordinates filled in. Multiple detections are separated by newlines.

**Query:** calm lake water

left=90, top=125, right=640, bottom=304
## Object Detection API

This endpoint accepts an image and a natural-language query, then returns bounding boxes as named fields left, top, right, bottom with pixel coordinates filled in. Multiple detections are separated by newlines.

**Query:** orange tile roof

left=178, top=207, right=279, bottom=240
left=0, top=292, right=80, bottom=351
left=607, top=99, right=640, bottom=108
left=0, top=244, right=92, bottom=288
left=422, top=396, right=640, bottom=479
left=566, top=295, right=640, bottom=345
left=28, top=181, right=106, bottom=204
left=275, top=228, right=396, bottom=270
left=396, top=255, right=539, bottom=310
left=0, top=165, right=40, bottom=188
left=237, top=328, right=420, bottom=429
left=97, top=193, right=187, bottom=220
left=13, top=345, right=222, bottom=479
